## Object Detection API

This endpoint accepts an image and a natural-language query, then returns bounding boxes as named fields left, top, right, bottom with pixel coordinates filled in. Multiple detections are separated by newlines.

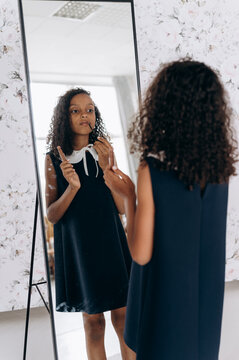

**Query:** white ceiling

left=22, top=1, right=137, bottom=80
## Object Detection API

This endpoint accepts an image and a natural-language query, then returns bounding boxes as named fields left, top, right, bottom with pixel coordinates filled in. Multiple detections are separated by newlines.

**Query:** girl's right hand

left=103, top=150, right=135, bottom=201
left=57, top=146, right=81, bottom=190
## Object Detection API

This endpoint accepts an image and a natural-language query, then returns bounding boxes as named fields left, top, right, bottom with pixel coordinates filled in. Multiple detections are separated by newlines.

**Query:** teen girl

left=45, top=88, right=135, bottom=360
left=104, top=59, right=238, bottom=360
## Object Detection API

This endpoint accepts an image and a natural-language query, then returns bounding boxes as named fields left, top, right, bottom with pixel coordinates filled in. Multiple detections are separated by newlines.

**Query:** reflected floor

left=52, top=280, right=121, bottom=360
left=55, top=309, right=121, bottom=360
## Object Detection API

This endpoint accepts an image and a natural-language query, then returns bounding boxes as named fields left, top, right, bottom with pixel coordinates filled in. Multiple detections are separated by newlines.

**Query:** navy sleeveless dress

left=48, top=149, right=131, bottom=314
left=124, top=157, right=228, bottom=360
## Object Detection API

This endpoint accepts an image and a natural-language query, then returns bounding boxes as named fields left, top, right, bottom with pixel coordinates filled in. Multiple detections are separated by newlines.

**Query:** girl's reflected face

left=69, top=94, right=96, bottom=135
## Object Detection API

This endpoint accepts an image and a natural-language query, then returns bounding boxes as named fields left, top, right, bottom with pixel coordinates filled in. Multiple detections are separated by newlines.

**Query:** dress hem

left=123, top=333, right=137, bottom=353
left=56, top=300, right=128, bottom=314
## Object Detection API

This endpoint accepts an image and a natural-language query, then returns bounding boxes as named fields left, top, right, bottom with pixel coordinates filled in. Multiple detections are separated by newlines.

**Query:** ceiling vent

left=53, top=1, right=101, bottom=21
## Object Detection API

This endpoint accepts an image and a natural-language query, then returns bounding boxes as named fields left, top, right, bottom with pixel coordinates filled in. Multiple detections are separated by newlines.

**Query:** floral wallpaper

left=0, top=0, right=47, bottom=311
left=134, top=0, right=239, bottom=281
left=1, top=0, right=239, bottom=313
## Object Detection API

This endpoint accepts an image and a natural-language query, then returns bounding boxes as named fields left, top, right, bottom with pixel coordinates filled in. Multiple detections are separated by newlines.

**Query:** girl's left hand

left=93, top=137, right=114, bottom=171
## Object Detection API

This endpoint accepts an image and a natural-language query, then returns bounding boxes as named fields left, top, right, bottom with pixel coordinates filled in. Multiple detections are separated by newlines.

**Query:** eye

left=70, top=109, right=79, bottom=114
left=87, top=108, right=94, bottom=113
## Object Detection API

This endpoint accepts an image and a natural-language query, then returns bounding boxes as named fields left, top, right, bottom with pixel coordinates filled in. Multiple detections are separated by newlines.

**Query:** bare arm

left=125, top=163, right=155, bottom=265
left=109, top=148, right=125, bottom=214
left=93, top=137, right=124, bottom=214
left=111, top=190, right=125, bottom=215
left=45, top=152, right=81, bottom=224
left=103, top=161, right=155, bottom=265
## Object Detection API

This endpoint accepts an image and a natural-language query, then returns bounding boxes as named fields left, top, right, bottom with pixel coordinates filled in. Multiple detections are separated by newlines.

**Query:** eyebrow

left=69, top=103, right=94, bottom=107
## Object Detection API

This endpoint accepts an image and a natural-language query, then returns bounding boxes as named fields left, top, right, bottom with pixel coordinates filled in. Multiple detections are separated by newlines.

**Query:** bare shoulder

left=45, top=154, right=56, bottom=176
left=45, top=153, right=58, bottom=207
left=137, top=161, right=151, bottom=184
left=137, top=161, right=153, bottom=202
left=45, top=153, right=52, bottom=168
left=45, top=153, right=52, bottom=166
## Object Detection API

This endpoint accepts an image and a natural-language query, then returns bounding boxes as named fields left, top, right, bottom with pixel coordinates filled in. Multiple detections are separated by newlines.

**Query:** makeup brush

left=88, top=122, right=104, bottom=143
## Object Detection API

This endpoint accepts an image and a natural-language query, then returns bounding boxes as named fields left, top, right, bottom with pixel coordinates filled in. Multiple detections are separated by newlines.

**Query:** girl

left=104, top=59, right=238, bottom=360
left=45, top=88, right=135, bottom=360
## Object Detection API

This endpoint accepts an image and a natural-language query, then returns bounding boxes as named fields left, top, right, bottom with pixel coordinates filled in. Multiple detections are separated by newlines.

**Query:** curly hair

left=129, top=59, right=238, bottom=187
left=47, top=87, right=109, bottom=157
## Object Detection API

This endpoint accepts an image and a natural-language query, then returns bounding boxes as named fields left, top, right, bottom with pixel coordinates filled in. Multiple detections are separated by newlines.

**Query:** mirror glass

left=21, top=1, right=139, bottom=359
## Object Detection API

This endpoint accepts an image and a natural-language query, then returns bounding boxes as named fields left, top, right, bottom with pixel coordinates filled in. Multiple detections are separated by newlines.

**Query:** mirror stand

left=18, top=0, right=59, bottom=358
left=23, top=192, right=51, bottom=360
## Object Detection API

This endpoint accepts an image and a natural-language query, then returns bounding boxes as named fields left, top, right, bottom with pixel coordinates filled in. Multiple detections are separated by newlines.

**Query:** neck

left=73, top=135, right=89, bottom=150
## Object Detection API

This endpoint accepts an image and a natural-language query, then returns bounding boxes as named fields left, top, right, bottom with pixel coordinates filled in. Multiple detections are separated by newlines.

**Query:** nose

left=81, top=113, right=87, bottom=119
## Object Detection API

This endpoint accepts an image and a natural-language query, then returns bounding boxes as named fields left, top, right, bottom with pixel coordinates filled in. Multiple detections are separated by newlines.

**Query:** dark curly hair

left=47, top=87, right=109, bottom=157
left=129, top=59, right=238, bottom=188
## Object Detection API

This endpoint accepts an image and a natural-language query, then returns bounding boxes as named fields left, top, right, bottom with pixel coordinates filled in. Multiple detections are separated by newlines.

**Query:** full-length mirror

left=20, top=0, right=139, bottom=359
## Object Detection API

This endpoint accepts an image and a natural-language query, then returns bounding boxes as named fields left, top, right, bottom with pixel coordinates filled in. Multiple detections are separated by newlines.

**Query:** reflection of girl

left=45, top=88, right=134, bottom=359
left=104, top=60, right=238, bottom=360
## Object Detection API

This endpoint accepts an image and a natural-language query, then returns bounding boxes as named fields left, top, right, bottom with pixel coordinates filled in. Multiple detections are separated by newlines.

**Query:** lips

left=79, top=121, right=89, bottom=126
